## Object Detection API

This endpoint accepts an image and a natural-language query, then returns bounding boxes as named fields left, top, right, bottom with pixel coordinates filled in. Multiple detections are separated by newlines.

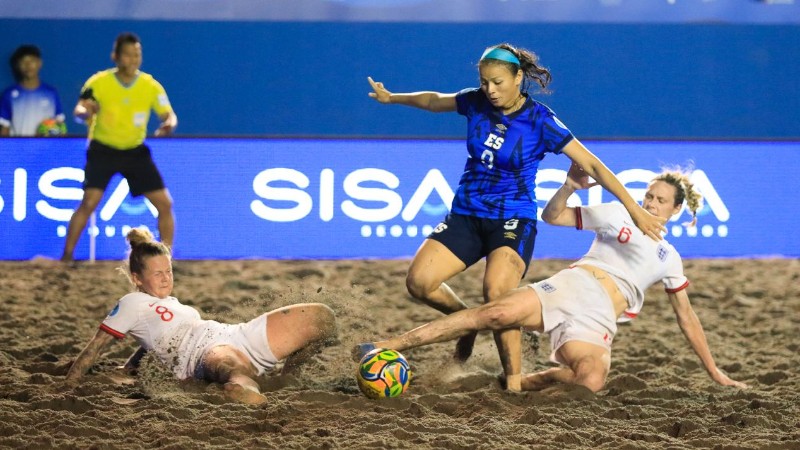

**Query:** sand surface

left=0, top=258, right=798, bottom=449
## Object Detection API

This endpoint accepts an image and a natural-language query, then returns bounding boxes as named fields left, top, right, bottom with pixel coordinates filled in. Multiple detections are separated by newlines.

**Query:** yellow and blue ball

left=356, top=348, right=411, bottom=399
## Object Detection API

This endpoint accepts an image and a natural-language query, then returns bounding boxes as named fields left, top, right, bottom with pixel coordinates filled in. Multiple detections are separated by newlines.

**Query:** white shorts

left=173, top=313, right=278, bottom=380
left=528, top=267, right=618, bottom=365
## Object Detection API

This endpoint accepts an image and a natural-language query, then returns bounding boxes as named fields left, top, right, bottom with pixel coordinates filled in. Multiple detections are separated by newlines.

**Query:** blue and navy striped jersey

left=452, top=87, right=573, bottom=220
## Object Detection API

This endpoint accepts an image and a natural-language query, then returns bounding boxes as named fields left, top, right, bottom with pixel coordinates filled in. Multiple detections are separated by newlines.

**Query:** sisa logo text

left=535, top=168, right=730, bottom=238
left=250, top=167, right=454, bottom=238
left=0, top=167, right=157, bottom=236
left=249, top=166, right=730, bottom=240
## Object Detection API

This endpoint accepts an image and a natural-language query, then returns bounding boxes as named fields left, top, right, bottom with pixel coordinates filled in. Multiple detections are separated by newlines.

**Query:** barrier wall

left=1, top=137, right=797, bottom=260
left=4, top=0, right=798, bottom=23
left=1, top=19, right=798, bottom=139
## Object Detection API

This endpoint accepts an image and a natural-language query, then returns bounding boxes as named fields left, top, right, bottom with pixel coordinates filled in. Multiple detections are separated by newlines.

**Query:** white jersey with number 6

left=572, top=202, right=689, bottom=322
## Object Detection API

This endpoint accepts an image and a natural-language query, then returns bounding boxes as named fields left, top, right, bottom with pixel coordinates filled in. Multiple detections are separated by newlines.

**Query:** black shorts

left=83, top=140, right=165, bottom=197
left=428, top=213, right=538, bottom=276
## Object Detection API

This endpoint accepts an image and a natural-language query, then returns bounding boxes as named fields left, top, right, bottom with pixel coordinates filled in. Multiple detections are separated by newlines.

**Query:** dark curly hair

left=479, top=43, right=552, bottom=94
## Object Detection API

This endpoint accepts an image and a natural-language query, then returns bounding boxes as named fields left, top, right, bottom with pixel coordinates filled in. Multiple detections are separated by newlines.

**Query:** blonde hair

left=653, top=169, right=703, bottom=225
left=119, top=227, right=171, bottom=285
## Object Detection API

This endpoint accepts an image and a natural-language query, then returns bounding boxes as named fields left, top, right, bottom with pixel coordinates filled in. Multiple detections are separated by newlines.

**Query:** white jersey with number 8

left=101, top=292, right=212, bottom=379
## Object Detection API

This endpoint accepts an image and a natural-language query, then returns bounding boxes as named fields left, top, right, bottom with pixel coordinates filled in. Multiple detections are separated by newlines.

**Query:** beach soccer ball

left=36, top=118, right=67, bottom=137
left=356, top=348, right=411, bottom=399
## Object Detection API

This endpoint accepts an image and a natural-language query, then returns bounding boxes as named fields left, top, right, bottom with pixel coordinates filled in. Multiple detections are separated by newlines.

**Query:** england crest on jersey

left=657, top=244, right=669, bottom=262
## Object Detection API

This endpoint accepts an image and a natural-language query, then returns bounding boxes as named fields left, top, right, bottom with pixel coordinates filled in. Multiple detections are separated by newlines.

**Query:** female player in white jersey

left=355, top=162, right=747, bottom=392
left=65, top=228, right=337, bottom=404
left=368, top=43, right=666, bottom=390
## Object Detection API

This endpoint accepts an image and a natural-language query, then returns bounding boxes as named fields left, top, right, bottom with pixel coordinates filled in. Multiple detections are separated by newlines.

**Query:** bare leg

left=406, top=240, right=473, bottom=360
left=522, top=340, right=611, bottom=393
left=265, top=303, right=337, bottom=373
left=202, top=346, right=267, bottom=405
left=61, top=188, right=104, bottom=261
left=483, top=247, right=526, bottom=390
left=143, top=189, right=175, bottom=249
left=373, top=287, right=544, bottom=356
left=406, top=240, right=468, bottom=314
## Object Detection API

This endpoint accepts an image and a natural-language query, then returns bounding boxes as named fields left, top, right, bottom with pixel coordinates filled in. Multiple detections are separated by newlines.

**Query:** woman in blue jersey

left=65, top=227, right=337, bottom=405
left=355, top=163, right=748, bottom=393
left=367, top=43, right=666, bottom=391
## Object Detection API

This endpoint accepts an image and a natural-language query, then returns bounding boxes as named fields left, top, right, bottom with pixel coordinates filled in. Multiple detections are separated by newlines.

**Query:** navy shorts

left=428, top=213, right=538, bottom=276
left=83, top=140, right=166, bottom=197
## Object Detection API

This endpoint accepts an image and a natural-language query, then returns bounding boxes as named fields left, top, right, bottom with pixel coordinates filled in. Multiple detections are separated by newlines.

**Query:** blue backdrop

left=1, top=137, right=797, bottom=260
left=3, top=0, right=797, bottom=24
left=1, top=19, right=798, bottom=139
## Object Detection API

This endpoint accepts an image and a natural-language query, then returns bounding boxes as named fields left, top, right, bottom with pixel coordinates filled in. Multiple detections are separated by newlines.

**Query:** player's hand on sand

left=368, top=77, right=392, bottom=104
left=712, top=368, right=749, bottom=389
left=62, top=375, right=81, bottom=389
left=52, top=358, right=74, bottom=376
left=631, top=207, right=667, bottom=242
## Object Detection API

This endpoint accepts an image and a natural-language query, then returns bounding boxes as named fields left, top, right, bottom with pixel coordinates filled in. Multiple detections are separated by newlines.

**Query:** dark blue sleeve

left=542, top=114, right=574, bottom=154
left=455, top=87, right=481, bottom=117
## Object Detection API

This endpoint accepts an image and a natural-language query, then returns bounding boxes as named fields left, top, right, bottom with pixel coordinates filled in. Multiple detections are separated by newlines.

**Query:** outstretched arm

left=367, top=77, right=457, bottom=112
left=561, top=138, right=666, bottom=241
left=65, top=329, right=116, bottom=384
left=668, top=290, right=748, bottom=388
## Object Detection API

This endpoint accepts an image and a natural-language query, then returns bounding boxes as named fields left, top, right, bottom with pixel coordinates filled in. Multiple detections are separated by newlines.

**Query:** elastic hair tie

left=480, top=47, right=520, bottom=66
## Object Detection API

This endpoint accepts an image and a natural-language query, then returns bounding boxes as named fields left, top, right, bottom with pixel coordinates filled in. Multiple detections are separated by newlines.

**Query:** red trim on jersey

left=99, top=323, right=125, bottom=339
left=623, top=311, right=638, bottom=318
left=665, top=280, right=690, bottom=294
left=575, top=207, right=583, bottom=230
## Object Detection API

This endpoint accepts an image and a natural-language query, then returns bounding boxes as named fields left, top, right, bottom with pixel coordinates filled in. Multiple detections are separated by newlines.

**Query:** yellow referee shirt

left=81, top=69, right=173, bottom=150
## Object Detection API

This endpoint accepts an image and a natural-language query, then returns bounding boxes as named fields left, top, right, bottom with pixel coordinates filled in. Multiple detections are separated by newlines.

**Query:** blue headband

left=480, top=47, right=520, bottom=66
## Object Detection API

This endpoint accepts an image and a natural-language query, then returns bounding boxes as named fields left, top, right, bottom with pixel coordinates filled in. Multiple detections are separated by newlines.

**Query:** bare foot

left=223, top=382, right=268, bottom=405
left=454, top=331, right=477, bottom=362
left=496, top=373, right=523, bottom=392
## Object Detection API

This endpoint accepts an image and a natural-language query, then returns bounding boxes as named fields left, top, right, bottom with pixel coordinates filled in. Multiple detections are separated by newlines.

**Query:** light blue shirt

left=0, top=83, right=64, bottom=136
